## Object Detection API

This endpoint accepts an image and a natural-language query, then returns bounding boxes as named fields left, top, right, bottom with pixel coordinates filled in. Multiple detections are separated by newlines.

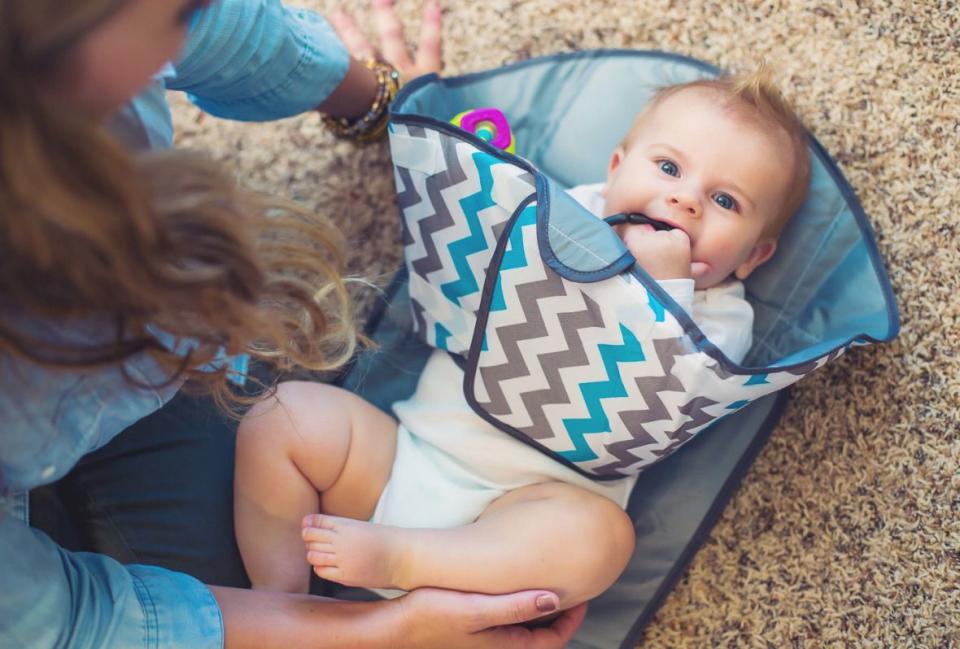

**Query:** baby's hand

left=619, top=225, right=692, bottom=280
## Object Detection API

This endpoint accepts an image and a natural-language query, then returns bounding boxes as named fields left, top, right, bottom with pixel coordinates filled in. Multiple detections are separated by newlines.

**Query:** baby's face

left=602, top=88, right=795, bottom=289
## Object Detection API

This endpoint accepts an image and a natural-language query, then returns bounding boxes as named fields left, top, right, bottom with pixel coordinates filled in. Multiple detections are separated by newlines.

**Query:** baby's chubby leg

left=303, top=481, right=635, bottom=609
left=234, top=381, right=396, bottom=593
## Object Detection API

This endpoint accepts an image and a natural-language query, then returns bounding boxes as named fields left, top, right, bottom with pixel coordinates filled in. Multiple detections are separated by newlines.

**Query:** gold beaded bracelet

left=321, top=58, right=402, bottom=143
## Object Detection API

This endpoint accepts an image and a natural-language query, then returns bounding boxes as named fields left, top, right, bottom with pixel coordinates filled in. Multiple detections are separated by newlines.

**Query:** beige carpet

left=171, top=1, right=960, bottom=646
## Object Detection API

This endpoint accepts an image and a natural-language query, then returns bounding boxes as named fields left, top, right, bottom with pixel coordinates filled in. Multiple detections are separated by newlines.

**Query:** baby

left=567, top=69, right=810, bottom=363
left=233, top=69, right=810, bottom=609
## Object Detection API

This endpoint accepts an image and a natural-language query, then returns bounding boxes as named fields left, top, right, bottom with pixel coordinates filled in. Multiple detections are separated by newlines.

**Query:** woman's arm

left=0, top=513, right=221, bottom=649
left=167, top=0, right=350, bottom=121
left=211, top=585, right=586, bottom=649
left=166, top=0, right=441, bottom=123
left=1, top=511, right=581, bottom=649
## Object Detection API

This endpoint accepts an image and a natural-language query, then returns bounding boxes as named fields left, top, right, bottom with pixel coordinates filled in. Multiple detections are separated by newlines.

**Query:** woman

left=0, top=1, right=585, bottom=647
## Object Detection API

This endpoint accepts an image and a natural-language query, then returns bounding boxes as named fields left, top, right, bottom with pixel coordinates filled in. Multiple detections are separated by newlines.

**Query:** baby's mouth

left=604, top=212, right=676, bottom=232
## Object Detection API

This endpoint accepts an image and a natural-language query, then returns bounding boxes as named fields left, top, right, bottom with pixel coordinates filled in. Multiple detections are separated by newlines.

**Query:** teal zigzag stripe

left=481, top=204, right=537, bottom=352
left=440, top=152, right=500, bottom=306
left=435, top=323, right=452, bottom=350
left=489, top=204, right=537, bottom=312
left=647, top=291, right=666, bottom=323
left=558, top=323, right=647, bottom=462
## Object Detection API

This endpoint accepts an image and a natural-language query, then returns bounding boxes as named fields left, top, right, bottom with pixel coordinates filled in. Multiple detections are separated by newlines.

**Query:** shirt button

left=40, top=464, right=56, bottom=479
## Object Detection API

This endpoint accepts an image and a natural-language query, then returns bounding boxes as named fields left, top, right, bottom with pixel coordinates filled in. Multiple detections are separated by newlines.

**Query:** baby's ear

left=602, top=147, right=626, bottom=196
left=735, top=238, right=777, bottom=280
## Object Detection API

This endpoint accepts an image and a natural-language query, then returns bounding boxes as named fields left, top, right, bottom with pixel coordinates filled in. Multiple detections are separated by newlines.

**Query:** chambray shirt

left=0, top=2, right=348, bottom=648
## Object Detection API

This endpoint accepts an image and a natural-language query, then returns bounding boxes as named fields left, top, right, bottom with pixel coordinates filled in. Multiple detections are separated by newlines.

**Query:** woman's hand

left=330, top=0, right=443, bottom=80
left=210, top=583, right=584, bottom=649
left=390, top=588, right=587, bottom=649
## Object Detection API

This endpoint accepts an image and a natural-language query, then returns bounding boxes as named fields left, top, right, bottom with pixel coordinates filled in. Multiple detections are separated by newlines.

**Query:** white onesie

left=371, top=183, right=755, bottom=529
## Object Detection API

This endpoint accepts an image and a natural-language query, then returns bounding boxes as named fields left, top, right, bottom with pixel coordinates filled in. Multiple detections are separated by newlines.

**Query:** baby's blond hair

left=623, top=65, right=811, bottom=235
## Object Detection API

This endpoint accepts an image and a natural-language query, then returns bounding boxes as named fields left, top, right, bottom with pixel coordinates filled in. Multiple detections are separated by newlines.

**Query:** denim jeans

left=30, top=393, right=250, bottom=588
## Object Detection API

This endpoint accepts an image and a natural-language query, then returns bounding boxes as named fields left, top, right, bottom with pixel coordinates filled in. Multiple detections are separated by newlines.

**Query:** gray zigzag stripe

left=515, top=294, right=606, bottom=441
left=395, top=165, right=419, bottom=247
left=409, top=136, right=468, bottom=282
left=476, top=268, right=570, bottom=437
left=597, top=337, right=699, bottom=473
left=595, top=394, right=718, bottom=476
left=670, top=396, right=718, bottom=444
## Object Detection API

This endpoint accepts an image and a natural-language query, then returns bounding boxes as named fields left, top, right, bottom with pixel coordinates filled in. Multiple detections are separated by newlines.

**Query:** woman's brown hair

left=0, top=0, right=360, bottom=409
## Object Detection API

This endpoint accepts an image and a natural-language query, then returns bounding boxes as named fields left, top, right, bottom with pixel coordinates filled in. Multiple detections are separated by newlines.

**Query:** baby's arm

left=618, top=223, right=754, bottom=359
left=692, top=283, right=754, bottom=362
left=661, top=279, right=754, bottom=362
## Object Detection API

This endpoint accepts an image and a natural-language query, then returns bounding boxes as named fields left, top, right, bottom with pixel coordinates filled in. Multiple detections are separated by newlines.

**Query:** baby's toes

left=306, top=547, right=338, bottom=568
left=302, top=525, right=334, bottom=544
left=302, top=514, right=341, bottom=544
left=312, top=563, right=343, bottom=583
left=302, top=513, right=339, bottom=529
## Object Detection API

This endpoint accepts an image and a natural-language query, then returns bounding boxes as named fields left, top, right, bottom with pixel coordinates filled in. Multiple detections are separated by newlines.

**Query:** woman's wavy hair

left=0, top=0, right=361, bottom=410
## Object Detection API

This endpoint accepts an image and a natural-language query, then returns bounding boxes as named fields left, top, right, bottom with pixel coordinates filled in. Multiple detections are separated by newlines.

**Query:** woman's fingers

left=372, top=0, right=414, bottom=71
left=332, top=1, right=443, bottom=79
left=329, top=8, right=376, bottom=60
left=413, top=1, right=443, bottom=76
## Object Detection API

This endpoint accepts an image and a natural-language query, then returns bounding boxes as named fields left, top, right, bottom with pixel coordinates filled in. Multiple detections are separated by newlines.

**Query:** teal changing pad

left=332, top=50, right=899, bottom=648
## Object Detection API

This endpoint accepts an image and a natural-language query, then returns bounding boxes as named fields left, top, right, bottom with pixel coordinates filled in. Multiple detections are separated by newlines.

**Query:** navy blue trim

left=459, top=193, right=625, bottom=482
left=620, top=388, right=792, bottom=648
left=604, top=212, right=675, bottom=231
left=536, top=179, right=637, bottom=283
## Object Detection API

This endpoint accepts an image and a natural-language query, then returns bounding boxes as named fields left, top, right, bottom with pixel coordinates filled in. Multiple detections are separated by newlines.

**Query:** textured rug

left=171, top=1, right=959, bottom=646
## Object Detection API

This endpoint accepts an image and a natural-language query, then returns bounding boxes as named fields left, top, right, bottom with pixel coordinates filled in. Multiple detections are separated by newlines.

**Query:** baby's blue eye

left=713, top=193, right=737, bottom=210
left=658, top=160, right=679, bottom=177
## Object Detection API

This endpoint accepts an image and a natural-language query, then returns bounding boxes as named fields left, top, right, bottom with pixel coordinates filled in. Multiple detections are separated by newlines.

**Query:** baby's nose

left=668, top=194, right=701, bottom=218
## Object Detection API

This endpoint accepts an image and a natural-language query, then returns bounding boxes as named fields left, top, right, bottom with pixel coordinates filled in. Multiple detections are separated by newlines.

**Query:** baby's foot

left=301, top=514, right=417, bottom=590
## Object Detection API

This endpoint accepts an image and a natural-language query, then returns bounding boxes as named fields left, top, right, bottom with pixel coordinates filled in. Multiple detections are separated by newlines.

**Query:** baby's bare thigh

left=477, top=481, right=635, bottom=605
left=240, top=381, right=397, bottom=520
left=480, top=480, right=623, bottom=519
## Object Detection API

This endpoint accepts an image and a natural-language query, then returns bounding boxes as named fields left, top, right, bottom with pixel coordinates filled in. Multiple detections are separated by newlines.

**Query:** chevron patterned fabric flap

left=387, top=50, right=899, bottom=478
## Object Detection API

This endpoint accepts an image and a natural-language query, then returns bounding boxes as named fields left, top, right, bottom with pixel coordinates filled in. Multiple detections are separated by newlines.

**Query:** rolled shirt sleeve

left=0, top=511, right=222, bottom=649
left=168, top=0, right=350, bottom=121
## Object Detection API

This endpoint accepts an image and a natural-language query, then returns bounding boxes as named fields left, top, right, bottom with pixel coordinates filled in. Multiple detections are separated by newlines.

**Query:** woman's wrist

left=319, top=58, right=401, bottom=142
left=210, top=585, right=400, bottom=649
left=316, top=57, right=380, bottom=120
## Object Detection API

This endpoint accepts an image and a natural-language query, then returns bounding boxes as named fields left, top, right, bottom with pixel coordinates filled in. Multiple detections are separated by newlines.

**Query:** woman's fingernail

left=536, top=595, right=558, bottom=612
